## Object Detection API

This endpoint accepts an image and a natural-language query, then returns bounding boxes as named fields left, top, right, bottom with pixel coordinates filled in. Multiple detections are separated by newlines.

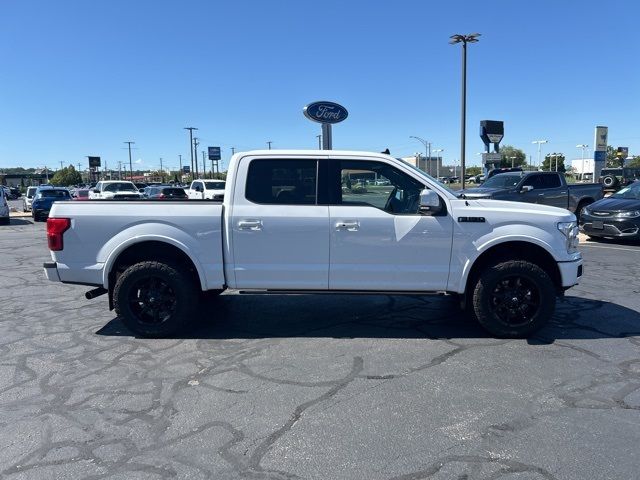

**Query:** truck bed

left=48, top=201, right=225, bottom=289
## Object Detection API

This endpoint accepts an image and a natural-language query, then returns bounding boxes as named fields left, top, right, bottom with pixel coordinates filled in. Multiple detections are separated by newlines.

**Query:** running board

left=235, top=289, right=453, bottom=296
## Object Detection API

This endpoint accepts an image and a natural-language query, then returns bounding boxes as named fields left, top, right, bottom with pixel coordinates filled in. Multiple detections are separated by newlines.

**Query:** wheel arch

left=462, top=241, right=562, bottom=300
left=104, top=239, right=205, bottom=293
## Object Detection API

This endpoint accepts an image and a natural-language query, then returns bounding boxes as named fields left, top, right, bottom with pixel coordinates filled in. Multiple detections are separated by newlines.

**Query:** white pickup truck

left=88, top=180, right=144, bottom=200
left=44, top=150, right=583, bottom=338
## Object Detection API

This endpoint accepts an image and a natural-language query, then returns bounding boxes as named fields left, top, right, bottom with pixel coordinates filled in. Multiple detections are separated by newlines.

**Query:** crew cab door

left=519, top=174, right=567, bottom=209
left=229, top=157, right=329, bottom=289
left=328, top=159, right=453, bottom=291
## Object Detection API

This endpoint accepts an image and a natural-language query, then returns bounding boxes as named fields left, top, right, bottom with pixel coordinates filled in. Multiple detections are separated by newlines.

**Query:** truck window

left=539, top=175, right=561, bottom=189
left=336, top=160, right=424, bottom=214
left=245, top=159, right=317, bottom=205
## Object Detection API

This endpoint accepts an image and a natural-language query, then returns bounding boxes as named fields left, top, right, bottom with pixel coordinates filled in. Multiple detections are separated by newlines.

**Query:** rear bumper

left=43, top=262, right=61, bottom=282
left=557, top=258, right=583, bottom=288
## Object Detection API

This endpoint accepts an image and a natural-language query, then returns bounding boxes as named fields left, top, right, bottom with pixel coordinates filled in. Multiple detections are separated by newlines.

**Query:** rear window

left=104, top=182, right=137, bottom=192
left=204, top=181, right=225, bottom=190
left=161, top=188, right=187, bottom=196
left=27, top=187, right=38, bottom=197
left=246, top=159, right=317, bottom=205
left=39, top=190, right=70, bottom=198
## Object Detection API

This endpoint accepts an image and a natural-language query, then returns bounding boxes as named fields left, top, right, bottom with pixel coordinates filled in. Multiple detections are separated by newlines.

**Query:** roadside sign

left=303, top=101, right=348, bottom=124
left=482, top=153, right=501, bottom=164
left=208, top=147, right=221, bottom=161
left=88, top=156, right=101, bottom=167
left=182, top=165, right=191, bottom=173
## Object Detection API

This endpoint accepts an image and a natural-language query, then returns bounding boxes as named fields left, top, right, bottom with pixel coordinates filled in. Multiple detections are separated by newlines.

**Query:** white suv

left=89, top=181, right=143, bottom=200
left=187, top=180, right=226, bottom=200
left=0, top=187, right=9, bottom=225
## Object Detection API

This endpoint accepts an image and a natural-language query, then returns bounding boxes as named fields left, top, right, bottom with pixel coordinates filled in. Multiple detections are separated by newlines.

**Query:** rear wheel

left=472, top=260, right=556, bottom=338
left=114, top=260, right=198, bottom=337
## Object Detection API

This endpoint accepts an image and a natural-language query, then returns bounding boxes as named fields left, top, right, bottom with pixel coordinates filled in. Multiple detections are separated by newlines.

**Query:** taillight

left=47, top=218, right=71, bottom=251
left=158, top=194, right=165, bottom=199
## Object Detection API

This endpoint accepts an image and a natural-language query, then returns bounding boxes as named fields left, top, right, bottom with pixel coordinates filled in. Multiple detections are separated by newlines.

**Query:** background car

left=146, top=186, right=188, bottom=200
left=0, top=187, right=9, bottom=225
left=72, top=189, right=90, bottom=200
left=22, top=187, right=38, bottom=212
left=581, top=180, right=640, bottom=240
left=31, top=188, right=72, bottom=221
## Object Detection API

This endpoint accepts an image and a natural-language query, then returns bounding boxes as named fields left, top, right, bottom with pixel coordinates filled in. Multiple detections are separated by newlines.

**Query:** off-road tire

left=472, top=260, right=556, bottom=338
left=114, top=260, right=198, bottom=338
left=602, top=175, right=618, bottom=189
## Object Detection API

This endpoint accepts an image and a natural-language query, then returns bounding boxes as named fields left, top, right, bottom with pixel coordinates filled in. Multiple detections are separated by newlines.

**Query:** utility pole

left=59, top=160, right=64, bottom=171
left=201, top=150, right=207, bottom=179
left=193, top=137, right=200, bottom=178
left=178, top=154, right=183, bottom=180
left=118, top=161, right=122, bottom=180
left=231, top=147, right=235, bottom=155
left=124, top=141, right=135, bottom=181
left=316, top=134, right=322, bottom=149
left=159, top=157, right=164, bottom=182
left=184, top=127, right=198, bottom=180
left=267, top=141, right=273, bottom=150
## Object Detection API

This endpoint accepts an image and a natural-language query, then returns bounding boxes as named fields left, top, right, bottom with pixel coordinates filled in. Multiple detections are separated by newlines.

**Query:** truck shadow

left=96, top=294, right=640, bottom=343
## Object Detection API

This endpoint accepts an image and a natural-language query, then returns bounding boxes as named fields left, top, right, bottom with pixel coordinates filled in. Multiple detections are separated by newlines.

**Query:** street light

left=432, top=148, right=444, bottom=178
left=576, top=144, right=589, bottom=181
left=409, top=136, right=431, bottom=175
left=449, top=32, right=481, bottom=189
left=532, top=140, right=548, bottom=168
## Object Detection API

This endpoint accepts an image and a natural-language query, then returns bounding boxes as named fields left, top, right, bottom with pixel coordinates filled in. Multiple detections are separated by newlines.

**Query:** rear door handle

left=335, top=221, right=359, bottom=231
left=238, top=220, right=262, bottom=231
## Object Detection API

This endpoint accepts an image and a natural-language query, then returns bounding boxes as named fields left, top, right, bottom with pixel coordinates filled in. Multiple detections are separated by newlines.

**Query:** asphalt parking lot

left=1, top=219, right=639, bottom=480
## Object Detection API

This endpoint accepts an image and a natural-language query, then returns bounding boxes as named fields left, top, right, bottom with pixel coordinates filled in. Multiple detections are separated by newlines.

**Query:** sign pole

left=321, top=123, right=332, bottom=150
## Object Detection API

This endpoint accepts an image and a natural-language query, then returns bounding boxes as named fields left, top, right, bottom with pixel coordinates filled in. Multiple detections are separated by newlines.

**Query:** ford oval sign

left=303, top=101, right=348, bottom=124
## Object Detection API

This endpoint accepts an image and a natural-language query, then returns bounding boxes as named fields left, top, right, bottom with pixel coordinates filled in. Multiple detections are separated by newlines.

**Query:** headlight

left=557, top=221, right=579, bottom=253
left=615, top=210, right=640, bottom=218
left=582, top=205, right=591, bottom=215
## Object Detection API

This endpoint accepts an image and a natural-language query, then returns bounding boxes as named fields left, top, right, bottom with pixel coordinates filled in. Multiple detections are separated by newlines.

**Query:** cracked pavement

left=1, top=220, right=639, bottom=479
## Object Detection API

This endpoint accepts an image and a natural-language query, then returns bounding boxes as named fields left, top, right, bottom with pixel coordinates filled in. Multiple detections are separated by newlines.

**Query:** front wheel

left=472, top=260, right=556, bottom=338
left=114, top=261, right=198, bottom=337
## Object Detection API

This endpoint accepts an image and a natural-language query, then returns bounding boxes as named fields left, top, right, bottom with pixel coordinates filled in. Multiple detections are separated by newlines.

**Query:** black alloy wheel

left=488, top=275, right=540, bottom=328
left=127, top=276, right=177, bottom=325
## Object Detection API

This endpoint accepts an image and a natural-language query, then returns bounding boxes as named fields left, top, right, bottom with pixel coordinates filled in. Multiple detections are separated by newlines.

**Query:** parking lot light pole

left=124, top=141, right=135, bottom=181
left=410, top=136, right=430, bottom=175
left=184, top=127, right=198, bottom=181
left=576, top=144, right=589, bottom=180
left=532, top=140, right=548, bottom=168
left=432, top=148, right=444, bottom=178
left=449, top=32, right=480, bottom=190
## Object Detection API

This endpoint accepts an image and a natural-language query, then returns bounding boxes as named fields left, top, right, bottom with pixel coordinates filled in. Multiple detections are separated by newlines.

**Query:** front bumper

left=557, top=258, right=583, bottom=289
left=580, top=214, right=640, bottom=238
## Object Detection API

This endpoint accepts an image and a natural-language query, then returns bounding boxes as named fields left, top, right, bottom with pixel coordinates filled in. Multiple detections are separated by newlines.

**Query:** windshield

left=481, top=174, right=523, bottom=189
left=612, top=182, right=640, bottom=200
left=104, top=182, right=137, bottom=192
left=39, top=190, right=70, bottom=199
left=396, top=159, right=457, bottom=196
left=204, top=181, right=225, bottom=190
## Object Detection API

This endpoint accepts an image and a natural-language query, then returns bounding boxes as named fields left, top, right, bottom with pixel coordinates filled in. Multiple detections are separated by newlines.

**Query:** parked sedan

left=580, top=181, right=640, bottom=240
left=146, top=186, right=188, bottom=200
left=31, top=188, right=72, bottom=221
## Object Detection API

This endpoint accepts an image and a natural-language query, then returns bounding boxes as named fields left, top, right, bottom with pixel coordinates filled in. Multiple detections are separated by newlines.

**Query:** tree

left=542, top=153, right=566, bottom=172
left=627, top=156, right=640, bottom=168
left=466, top=166, right=482, bottom=176
left=496, top=145, right=527, bottom=168
left=50, top=165, right=82, bottom=186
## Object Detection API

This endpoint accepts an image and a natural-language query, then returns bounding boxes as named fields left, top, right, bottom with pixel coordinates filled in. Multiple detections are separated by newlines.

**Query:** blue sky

left=1, top=0, right=639, bottom=172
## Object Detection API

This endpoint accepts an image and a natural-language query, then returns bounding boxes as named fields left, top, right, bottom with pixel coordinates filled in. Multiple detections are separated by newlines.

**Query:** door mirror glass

left=521, top=185, right=534, bottom=193
left=419, top=189, right=442, bottom=214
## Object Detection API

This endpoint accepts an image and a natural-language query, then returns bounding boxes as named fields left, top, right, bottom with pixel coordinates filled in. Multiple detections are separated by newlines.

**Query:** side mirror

left=520, top=185, right=534, bottom=193
left=419, top=189, right=442, bottom=215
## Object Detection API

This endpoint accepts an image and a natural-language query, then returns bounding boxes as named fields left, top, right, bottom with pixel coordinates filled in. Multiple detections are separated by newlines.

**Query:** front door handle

left=335, top=221, right=359, bottom=231
left=238, top=220, right=262, bottom=231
